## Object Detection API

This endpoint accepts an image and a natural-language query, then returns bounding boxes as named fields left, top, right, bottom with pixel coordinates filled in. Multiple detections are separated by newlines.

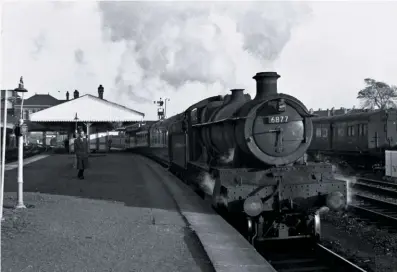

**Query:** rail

left=259, top=241, right=367, bottom=272
left=349, top=194, right=397, bottom=227
left=355, top=177, right=397, bottom=190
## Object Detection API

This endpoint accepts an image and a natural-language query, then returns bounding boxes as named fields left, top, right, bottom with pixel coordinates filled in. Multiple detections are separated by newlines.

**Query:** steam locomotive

left=125, top=72, right=347, bottom=243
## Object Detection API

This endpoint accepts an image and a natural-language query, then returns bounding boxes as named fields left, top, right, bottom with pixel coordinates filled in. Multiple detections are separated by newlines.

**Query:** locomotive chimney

left=253, top=72, right=280, bottom=100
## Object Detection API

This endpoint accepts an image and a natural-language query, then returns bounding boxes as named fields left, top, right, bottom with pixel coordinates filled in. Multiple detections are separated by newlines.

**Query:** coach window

left=358, top=124, right=363, bottom=136
left=338, top=127, right=344, bottom=136
left=163, top=131, right=166, bottom=146
left=321, top=127, right=328, bottom=138
left=363, top=124, right=368, bottom=135
left=347, top=126, right=353, bottom=137
left=351, top=126, right=355, bottom=136
left=316, top=127, right=322, bottom=138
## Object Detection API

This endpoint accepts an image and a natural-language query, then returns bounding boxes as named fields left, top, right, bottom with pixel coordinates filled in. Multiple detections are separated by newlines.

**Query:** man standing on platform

left=74, top=127, right=89, bottom=179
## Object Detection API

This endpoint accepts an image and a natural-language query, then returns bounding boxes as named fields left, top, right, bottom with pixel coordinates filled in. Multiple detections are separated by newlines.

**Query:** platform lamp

left=73, top=113, right=78, bottom=166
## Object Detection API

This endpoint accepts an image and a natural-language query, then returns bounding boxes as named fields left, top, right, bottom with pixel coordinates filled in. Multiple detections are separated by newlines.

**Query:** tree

left=357, top=78, right=397, bottom=109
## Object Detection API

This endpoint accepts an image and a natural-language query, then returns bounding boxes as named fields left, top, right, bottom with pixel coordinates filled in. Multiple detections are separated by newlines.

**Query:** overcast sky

left=2, top=1, right=397, bottom=120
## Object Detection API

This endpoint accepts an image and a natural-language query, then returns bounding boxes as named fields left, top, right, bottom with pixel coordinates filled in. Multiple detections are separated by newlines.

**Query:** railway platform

left=1, top=153, right=274, bottom=272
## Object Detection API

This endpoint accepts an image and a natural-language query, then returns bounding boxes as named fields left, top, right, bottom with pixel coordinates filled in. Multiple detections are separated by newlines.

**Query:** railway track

left=259, top=240, right=367, bottom=272
left=349, top=194, right=397, bottom=227
left=353, top=177, right=397, bottom=198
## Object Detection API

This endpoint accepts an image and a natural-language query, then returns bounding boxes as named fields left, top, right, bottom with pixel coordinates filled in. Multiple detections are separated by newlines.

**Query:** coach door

left=386, top=111, right=397, bottom=147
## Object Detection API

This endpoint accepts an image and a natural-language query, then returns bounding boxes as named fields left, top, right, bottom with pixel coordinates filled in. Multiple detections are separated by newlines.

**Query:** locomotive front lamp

left=243, top=195, right=264, bottom=217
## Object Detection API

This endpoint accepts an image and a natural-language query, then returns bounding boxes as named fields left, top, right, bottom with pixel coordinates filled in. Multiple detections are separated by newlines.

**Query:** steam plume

left=97, top=2, right=312, bottom=114
left=332, top=163, right=357, bottom=205
left=199, top=172, right=215, bottom=196
left=220, top=148, right=235, bottom=164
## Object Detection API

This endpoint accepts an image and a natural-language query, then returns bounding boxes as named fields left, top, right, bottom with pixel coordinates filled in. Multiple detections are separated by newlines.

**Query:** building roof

left=15, top=94, right=62, bottom=107
left=312, top=107, right=367, bottom=117
left=312, top=109, right=386, bottom=122
left=29, top=94, right=145, bottom=122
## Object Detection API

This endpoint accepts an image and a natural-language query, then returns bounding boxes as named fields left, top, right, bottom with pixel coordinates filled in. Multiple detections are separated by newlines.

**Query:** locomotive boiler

left=197, top=72, right=313, bottom=168
left=126, top=71, right=348, bottom=243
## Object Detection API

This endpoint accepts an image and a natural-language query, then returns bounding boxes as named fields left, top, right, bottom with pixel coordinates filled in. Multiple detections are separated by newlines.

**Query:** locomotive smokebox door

left=254, top=99, right=305, bottom=158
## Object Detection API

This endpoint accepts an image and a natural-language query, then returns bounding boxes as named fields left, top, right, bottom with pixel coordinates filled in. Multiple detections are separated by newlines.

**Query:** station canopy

left=30, top=94, right=144, bottom=123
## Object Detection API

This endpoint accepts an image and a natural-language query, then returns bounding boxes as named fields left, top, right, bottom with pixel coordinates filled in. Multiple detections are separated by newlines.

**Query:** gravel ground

left=308, top=162, right=397, bottom=271
left=1, top=154, right=215, bottom=272
left=321, top=210, right=397, bottom=272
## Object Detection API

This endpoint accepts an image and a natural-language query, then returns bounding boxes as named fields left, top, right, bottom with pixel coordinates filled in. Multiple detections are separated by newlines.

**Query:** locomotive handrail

left=191, top=116, right=249, bottom=127
left=185, top=95, right=224, bottom=112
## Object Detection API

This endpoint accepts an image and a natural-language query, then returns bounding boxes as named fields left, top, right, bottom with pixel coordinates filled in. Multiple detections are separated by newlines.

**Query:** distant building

left=1, top=91, right=68, bottom=147
left=14, top=93, right=67, bottom=120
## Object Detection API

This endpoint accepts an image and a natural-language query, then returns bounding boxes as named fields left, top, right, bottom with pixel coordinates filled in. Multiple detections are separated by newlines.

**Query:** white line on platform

left=0, top=154, right=50, bottom=171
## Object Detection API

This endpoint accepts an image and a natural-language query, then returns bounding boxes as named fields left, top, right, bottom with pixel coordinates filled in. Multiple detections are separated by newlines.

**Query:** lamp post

left=15, top=77, right=28, bottom=209
left=74, top=113, right=78, bottom=135
left=73, top=113, right=79, bottom=168
left=0, top=89, right=10, bottom=220
left=0, top=77, right=28, bottom=217
left=0, top=77, right=27, bottom=272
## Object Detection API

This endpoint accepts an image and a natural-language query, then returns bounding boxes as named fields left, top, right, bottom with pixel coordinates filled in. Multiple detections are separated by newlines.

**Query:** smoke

left=198, top=172, right=215, bottom=196
left=74, top=49, right=86, bottom=65
left=220, top=148, right=235, bottom=164
left=332, top=163, right=357, bottom=205
left=97, top=2, right=312, bottom=115
left=31, top=32, right=46, bottom=59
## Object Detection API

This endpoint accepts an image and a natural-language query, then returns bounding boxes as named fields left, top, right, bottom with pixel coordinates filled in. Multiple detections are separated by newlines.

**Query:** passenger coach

left=308, top=108, right=397, bottom=168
